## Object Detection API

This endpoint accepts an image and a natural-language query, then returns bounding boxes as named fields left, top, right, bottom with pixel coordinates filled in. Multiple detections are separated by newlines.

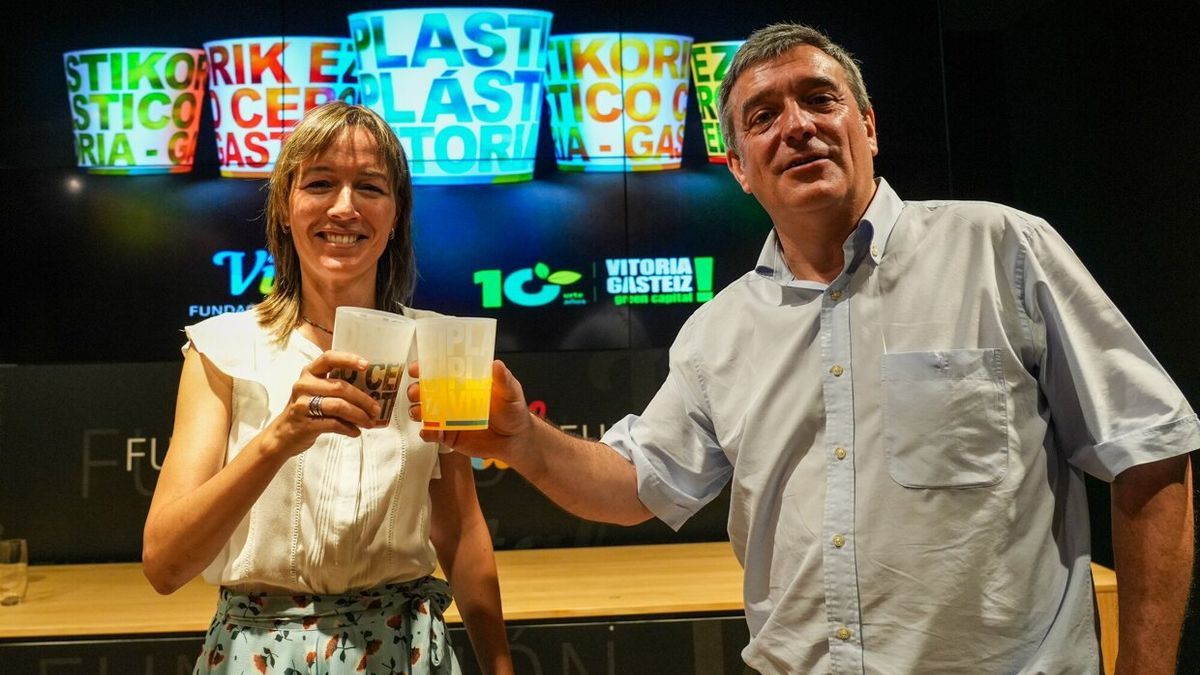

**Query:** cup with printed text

left=331, top=307, right=415, bottom=426
left=545, top=32, right=693, bottom=172
left=348, top=7, right=554, bottom=185
left=203, top=36, right=359, bottom=178
left=689, top=40, right=744, bottom=163
left=63, top=47, right=207, bottom=174
left=416, top=317, right=496, bottom=431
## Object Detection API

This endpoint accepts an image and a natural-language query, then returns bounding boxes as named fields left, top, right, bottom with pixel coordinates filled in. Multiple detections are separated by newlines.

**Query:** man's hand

left=407, top=358, right=652, bottom=527
left=407, top=359, right=534, bottom=463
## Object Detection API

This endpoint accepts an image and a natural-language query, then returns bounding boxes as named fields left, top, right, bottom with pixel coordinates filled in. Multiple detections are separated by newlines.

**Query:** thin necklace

left=302, top=316, right=333, bottom=335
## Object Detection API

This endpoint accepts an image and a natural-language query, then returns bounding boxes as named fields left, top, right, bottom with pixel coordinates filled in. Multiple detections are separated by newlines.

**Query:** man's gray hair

left=717, top=23, right=871, bottom=158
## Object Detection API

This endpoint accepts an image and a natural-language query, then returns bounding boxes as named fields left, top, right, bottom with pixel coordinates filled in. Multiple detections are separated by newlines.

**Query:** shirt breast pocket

left=881, top=348, right=1009, bottom=488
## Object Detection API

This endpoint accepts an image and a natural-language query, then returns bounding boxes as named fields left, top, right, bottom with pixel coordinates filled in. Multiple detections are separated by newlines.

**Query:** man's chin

left=783, top=182, right=844, bottom=209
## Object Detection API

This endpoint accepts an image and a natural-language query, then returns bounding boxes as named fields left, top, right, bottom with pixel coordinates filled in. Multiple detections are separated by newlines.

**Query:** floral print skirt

left=193, top=576, right=461, bottom=675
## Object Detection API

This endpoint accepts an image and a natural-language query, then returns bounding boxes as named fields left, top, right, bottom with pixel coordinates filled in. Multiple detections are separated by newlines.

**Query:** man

left=409, top=23, right=1196, bottom=674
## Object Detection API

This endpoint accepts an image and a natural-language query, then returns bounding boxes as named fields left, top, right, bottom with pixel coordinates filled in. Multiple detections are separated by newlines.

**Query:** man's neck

left=773, top=182, right=878, bottom=283
left=775, top=209, right=860, bottom=284
left=777, top=230, right=851, bottom=283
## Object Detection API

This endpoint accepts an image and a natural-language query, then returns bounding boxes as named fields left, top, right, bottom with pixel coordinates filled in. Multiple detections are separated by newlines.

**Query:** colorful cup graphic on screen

left=690, top=40, right=743, bottom=163
left=63, top=47, right=207, bottom=175
left=545, top=33, right=692, bottom=172
left=204, top=37, right=359, bottom=178
left=349, top=8, right=553, bottom=185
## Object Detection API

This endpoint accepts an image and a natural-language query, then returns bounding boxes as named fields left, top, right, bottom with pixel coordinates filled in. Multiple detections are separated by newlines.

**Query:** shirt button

left=830, top=364, right=844, bottom=377
left=829, top=289, right=843, bottom=301
left=832, top=534, right=846, bottom=548
left=834, top=447, right=847, bottom=460
left=871, top=245, right=881, bottom=258
left=836, top=627, right=852, bottom=641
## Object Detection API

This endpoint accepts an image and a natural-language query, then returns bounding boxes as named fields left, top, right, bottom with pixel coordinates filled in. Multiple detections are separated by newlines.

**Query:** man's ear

left=863, top=107, right=878, bottom=157
left=726, top=148, right=753, bottom=195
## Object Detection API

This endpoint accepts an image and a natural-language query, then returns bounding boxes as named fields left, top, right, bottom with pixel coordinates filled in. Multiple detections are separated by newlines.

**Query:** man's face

left=726, top=45, right=878, bottom=226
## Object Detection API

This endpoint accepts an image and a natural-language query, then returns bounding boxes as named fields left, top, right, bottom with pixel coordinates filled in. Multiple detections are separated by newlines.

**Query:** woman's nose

left=327, top=186, right=357, bottom=219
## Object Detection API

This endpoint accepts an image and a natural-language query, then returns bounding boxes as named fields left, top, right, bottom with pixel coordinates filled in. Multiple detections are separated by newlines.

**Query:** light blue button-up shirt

left=602, top=178, right=1199, bottom=673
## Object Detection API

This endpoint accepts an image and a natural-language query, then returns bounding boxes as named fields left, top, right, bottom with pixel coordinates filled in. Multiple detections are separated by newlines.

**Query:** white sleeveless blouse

left=183, top=308, right=446, bottom=594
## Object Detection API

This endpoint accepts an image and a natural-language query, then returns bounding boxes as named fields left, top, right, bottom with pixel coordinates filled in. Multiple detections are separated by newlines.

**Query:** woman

left=144, top=102, right=512, bottom=675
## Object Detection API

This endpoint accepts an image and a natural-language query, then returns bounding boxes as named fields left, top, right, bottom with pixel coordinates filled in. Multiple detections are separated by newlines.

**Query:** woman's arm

left=142, top=348, right=380, bottom=594
left=429, top=452, right=512, bottom=675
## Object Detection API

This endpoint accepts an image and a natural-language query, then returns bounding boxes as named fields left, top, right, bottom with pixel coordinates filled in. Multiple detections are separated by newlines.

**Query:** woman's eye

left=302, top=180, right=331, bottom=190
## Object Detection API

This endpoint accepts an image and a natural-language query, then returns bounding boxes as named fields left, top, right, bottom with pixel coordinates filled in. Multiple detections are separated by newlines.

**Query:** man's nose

left=780, top=100, right=817, bottom=142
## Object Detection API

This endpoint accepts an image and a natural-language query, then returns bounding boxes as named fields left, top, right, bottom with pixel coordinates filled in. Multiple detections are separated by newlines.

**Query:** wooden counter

left=0, top=543, right=1117, bottom=673
left=0, top=543, right=741, bottom=639
left=1092, top=562, right=1119, bottom=675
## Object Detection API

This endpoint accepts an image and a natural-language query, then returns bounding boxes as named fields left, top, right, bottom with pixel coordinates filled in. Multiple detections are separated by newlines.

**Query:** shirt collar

left=754, top=177, right=904, bottom=283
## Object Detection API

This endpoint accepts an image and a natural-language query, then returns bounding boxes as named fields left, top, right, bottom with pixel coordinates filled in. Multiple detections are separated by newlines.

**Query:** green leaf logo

left=547, top=270, right=582, bottom=285
left=534, top=263, right=550, bottom=279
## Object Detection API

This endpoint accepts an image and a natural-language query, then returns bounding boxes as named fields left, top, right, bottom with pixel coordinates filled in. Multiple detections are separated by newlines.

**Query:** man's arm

left=508, top=413, right=655, bottom=526
left=409, top=360, right=655, bottom=526
left=1110, top=452, right=1194, bottom=675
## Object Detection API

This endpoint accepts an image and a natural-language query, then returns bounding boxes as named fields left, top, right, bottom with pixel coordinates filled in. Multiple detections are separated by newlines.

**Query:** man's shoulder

left=674, top=270, right=762, bottom=341
left=904, top=197, right=1046, bottom=230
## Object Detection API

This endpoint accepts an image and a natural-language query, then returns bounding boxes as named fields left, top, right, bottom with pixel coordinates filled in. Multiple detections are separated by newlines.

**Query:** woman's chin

left=304, top=261, right=374, bottom=287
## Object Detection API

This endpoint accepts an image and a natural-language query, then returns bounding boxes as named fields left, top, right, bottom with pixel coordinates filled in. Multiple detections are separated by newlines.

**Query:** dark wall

left=1, top=0, right=1197, bottom=669
left=940, top=1, right=1200, bottom=670
left=0, top=0, right=944, bottom=550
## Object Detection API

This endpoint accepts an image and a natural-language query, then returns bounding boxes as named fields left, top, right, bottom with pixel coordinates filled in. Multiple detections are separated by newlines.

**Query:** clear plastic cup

left=330, top=307, right=415, bottom=425
left=0, top=539, right=28, bottom=606
left=415, top=317, right=496, bottom=430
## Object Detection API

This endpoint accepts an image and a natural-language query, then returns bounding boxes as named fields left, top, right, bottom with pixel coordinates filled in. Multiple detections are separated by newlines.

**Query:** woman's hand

left=263, top=351, right=384, bottom=457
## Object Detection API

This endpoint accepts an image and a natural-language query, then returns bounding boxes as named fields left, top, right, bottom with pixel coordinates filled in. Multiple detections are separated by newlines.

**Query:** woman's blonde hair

left=256, top=102, right=415, bottom=345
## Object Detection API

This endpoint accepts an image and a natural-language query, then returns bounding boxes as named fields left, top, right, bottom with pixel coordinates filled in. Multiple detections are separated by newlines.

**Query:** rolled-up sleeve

left=1020, top=218, right=1200, bottom=481
left=602, top=319, right=733, bottom=530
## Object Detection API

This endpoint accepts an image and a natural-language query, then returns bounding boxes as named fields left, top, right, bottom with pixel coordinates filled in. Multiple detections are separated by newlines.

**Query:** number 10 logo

left=473, top=263, right=583, bottom=308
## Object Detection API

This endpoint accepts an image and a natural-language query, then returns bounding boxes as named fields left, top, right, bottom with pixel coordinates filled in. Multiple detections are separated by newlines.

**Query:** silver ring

left=308, top=395, right=325, bottom=419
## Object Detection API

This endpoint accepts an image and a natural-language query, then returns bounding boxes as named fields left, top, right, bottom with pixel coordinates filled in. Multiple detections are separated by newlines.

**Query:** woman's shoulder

left=186, top=308, right=264, bottom=343
left=182, top=309, right=271, bottom=377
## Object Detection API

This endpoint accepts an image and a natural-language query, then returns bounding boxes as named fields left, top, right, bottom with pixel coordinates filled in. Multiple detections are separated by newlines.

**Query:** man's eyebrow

left=739, top=75, right=842, bottom=118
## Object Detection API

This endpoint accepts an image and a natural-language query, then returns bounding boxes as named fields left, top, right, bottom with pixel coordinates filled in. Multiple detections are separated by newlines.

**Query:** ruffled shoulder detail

left=182, top=310, right=274, bottom=384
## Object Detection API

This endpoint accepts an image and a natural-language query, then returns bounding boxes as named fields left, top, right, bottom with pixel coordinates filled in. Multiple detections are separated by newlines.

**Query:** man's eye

left=749, top=110, right=776, bottom=127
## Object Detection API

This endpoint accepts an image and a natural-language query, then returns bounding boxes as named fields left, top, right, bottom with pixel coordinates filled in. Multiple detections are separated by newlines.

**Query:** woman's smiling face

left=288, top=126, right=397, bottom=292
